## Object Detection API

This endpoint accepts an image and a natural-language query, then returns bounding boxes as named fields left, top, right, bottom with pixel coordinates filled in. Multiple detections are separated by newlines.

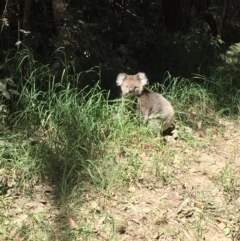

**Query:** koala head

left=116, top=72, right=148, bottom=96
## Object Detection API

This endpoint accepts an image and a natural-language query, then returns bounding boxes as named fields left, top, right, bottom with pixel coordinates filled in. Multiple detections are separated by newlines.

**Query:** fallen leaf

left=142, top=207, right=151, bottom=213
left=13, top=214, right=28, bottom=228
left=68, top=217, right=78, bottom=229
left=177, top=198, right=191, bottom=214
left=197, top=120, right=202, bottom=130
left=90, top=201, right=101, bottom=212
left=164, top=135, right=176, bottom=144
left=224, top=227, right=231, bottom=236
left=218, top=222, right=226, bottom=230
left=184, top=126, right=193, bottom=134
left=189, top=168, right=197, bottom=173
left=128, top=186, right=136, bottom=193
left=215, top=217, right=228, bottom=223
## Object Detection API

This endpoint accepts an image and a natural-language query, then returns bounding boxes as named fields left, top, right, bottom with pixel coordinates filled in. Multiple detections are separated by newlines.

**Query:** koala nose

left=129, top=87, right=134, bottom=93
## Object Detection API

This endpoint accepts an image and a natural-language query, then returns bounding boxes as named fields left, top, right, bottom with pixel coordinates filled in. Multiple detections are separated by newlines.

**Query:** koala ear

left=116, top=73, right=126, bottom=86
left=137, top=72, right=148, bottom=86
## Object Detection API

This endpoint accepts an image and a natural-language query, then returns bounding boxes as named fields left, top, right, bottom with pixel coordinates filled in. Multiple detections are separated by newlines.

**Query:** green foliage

left=8, top=75, right=143, bottom=195
left=1, top=45, right=238, bottom=201
left=10, top=67, right=236, bottom=198
left=217, top=42, right=240, bottom=89
left=150, top=72, right=240, bottom=131
left=1, top=0, right=227, bottom=86
left=192, top=72, right=240, bottom=115
left=0, top=56, right=239, bottom=239
left=1, top=1, right=240, bottom=239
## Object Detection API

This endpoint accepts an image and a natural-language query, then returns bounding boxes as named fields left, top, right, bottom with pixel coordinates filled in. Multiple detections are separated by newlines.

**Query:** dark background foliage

left=1, top=0, right=240, bottom=95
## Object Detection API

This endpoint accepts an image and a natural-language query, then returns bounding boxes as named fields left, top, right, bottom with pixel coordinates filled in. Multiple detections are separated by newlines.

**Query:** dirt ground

left=79, top=118, right=240, bottom=241
left=5, top=118, right=240, bottom=241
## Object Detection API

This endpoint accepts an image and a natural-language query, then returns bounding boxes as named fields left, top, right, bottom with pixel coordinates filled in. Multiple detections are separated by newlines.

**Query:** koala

left=116, top=72, right=174, bottom=132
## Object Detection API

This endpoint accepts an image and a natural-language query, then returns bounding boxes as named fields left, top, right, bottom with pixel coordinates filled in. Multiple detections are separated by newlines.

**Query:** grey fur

left=116, top=72, right=174, bottom=132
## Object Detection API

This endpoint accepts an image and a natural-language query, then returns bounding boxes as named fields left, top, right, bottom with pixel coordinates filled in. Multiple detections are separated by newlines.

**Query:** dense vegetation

left=1, top=0, right=240, bottom=90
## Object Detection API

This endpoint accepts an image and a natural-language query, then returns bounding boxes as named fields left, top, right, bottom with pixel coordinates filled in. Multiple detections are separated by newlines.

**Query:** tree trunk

left=23, top=0, right=31, bottom=32
left=219, top=0, right=227, bottom=38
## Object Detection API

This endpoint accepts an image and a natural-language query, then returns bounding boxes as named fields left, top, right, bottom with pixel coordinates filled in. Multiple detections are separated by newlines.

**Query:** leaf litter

left=1, top=118, right=240, bottom=240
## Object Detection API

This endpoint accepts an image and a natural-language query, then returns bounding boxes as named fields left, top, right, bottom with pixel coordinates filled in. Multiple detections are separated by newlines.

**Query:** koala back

left=137, top=89, right=174, bottom=131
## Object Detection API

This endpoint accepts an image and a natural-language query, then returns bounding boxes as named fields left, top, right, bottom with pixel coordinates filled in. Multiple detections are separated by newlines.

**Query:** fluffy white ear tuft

left=116, top=73, right=126, bottom=86
left=137, top=72, right=148, bottom=86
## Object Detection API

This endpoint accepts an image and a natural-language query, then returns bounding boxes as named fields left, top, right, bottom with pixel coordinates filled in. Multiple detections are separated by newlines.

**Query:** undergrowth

left=0, top=48, right=239, bottom=240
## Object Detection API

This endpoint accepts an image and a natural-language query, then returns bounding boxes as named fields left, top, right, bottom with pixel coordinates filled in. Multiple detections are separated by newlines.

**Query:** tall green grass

left=151, top=72, right=240, bottom=130
left=9, top=80, right=150, bottom=198
left=1, top=47, right=239, bottom=197
left=1, top=46, right=240, bottom=240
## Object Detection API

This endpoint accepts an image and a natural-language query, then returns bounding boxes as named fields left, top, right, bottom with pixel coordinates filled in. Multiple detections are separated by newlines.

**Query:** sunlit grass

left=0, top=47, right=239, bottom=240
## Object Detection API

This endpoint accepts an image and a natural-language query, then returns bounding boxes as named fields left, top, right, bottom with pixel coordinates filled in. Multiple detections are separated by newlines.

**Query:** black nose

left=129, top=87, right=134, bottom=93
